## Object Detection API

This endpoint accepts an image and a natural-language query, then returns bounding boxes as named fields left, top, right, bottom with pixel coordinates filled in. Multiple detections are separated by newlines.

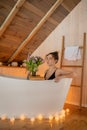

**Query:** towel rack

left=60, top=33, right=86, bottom=109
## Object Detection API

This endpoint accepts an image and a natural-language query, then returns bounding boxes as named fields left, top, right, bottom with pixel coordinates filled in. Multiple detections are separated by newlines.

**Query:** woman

left=44, top=51, right=74, bottom=82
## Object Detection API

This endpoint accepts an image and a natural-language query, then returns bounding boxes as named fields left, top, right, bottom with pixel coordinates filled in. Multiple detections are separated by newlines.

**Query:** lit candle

left=66, top=108, right=70, bottom=115
left=1, top=115, right=7, bottom=120
left=48, top=115, right=53, bottom=128
left=55, top=116, right=60, bottom=122
left=49, top=115, right=53, bottom=121
left=30, top=117, right=35, bottom=124
left=10, top=117, right=15, bottom=124
left=20, top=114, right=26, bottom=121
left=37, top=114, right=43, bottom=121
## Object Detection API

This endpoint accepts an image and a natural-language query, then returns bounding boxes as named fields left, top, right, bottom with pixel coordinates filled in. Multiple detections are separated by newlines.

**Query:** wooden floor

left=0, top=104, right=87, bottom=130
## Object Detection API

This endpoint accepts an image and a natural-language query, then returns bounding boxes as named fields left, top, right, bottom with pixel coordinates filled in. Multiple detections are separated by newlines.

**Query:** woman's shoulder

left=44, top=69, right=49, bottom=74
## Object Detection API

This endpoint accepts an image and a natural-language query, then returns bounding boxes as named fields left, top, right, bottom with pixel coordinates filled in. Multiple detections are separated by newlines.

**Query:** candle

left=10, top=117, right=15, bottom=124
left=20, top=114, right=26, bottom=121
left=30, top=117, right=35, bottom=124
left=49, top=115, right=53, bottom=121
left=55, top=115, right=60, bottom=121
left=66, top=108, right=70, bottom=115
left=37, top=114, right=43, bottom=121
left=1, top=115, right=7, bottom=120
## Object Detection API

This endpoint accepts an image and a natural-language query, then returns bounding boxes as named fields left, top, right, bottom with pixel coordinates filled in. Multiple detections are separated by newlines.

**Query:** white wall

left=32, top=0, right=87, bottom=107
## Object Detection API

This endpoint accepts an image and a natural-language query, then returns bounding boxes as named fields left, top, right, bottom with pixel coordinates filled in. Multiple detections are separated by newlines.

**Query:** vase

left=32, top=71, right=36, bottom=76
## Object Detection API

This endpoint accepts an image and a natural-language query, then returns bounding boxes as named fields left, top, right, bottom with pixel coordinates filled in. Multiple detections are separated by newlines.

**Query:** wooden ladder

left=60, top=33, right=86, bottom=109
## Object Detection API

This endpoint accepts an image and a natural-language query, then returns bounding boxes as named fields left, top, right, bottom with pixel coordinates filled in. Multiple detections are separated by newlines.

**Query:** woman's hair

left=46, top=51, right=59, bottom=62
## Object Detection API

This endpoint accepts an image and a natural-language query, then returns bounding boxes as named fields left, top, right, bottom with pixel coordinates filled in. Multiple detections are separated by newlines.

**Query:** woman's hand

left=54, top=76, right=62, bottom=82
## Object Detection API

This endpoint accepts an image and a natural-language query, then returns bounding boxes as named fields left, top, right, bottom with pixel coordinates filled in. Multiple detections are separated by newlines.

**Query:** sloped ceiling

left=0, top=0, right=81, bottom=63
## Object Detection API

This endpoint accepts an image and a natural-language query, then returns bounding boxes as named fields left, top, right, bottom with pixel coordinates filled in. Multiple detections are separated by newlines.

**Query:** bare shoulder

left=44, top=69, right=48, bottom=74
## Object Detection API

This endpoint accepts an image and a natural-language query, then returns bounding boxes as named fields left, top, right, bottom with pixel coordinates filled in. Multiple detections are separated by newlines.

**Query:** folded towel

left=64, top=46, right=81, bottom=61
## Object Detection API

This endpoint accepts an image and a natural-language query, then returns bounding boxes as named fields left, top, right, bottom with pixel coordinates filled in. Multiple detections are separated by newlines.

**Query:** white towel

left=64, top=46, right=81, bottom=61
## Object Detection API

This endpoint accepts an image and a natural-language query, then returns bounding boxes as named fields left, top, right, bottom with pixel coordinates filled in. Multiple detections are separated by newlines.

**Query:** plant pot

left=32, top=71, right=36, bottom=76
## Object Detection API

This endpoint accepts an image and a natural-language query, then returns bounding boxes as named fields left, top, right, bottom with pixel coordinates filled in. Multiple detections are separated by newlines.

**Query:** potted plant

left=25, top=55, right=44, bottom=79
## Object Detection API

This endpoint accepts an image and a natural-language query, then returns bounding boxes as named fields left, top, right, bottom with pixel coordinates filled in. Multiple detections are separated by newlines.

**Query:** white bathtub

left=0, top=76, right=72, bottom=118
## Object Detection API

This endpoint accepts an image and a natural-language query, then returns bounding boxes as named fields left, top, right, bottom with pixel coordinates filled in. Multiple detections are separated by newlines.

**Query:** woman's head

left=45, top=51, right=59, bottom=66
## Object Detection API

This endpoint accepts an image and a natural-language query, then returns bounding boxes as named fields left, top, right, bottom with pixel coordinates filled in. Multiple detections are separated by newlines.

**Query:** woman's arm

left=54, top=68, right=75, bottom=82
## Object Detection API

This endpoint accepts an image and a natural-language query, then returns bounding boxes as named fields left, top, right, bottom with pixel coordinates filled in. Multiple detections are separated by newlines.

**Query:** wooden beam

left=23, top=1, right=59, bottom=26
left=8, top=0, right=64, bottom=62
left=0, top=0, right=26, bottom=37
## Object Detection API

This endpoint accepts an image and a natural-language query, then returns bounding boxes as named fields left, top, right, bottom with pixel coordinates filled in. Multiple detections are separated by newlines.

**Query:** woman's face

left=45, top=54, right=57, bottom=66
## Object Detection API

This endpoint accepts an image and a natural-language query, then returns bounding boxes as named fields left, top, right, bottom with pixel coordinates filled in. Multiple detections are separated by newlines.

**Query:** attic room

left=0, top=0, right=87, bottom=130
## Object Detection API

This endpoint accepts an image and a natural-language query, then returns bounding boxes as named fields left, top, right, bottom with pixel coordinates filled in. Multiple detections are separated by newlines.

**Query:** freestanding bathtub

left=0, top=76, right=72, bottom=118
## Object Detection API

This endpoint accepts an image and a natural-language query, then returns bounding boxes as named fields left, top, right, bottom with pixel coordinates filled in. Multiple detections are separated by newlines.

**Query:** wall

left=32, top=0, right=87, bottom=107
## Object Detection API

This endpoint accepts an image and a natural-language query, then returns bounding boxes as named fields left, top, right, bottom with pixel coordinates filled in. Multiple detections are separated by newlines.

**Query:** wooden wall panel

left=0, top=5, right=41, bottom=62
left=51, top=5, right=69, bottom=23
left=0, top=0, right=81, bottom=62
left=27, top=0, right=57, bottom=13
left=15, top=21, right=56, bottom=61
left=0, top=0, right=16, bottom=26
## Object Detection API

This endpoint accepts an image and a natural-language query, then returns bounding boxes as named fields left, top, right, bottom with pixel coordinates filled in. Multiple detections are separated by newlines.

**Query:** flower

left=25, top=55, right=44, bottom=75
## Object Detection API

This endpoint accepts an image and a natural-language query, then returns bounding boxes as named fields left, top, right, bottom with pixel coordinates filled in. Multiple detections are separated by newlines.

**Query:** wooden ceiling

left=0, top=0, right=81, bottom=63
